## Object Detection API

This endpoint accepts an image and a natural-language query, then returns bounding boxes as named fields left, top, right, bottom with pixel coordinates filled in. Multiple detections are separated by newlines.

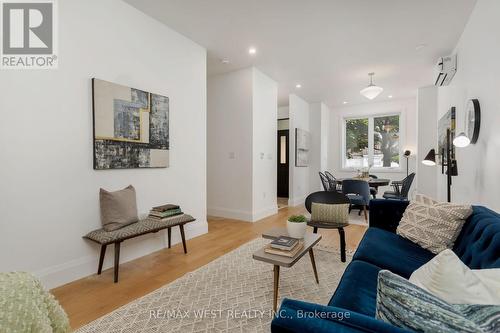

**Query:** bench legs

left=179, top=224, right=187, bottom=254
left=97, top=244, right=107, bottom=275
left=96, top=242, right=121, bottom=283
left=168, top=227, right=172, bottom=248
left=114, top=242, right=121, bottom=283
left=167, top=225, right=186, bottom=253
left=96, top=225, right=187, bottom=283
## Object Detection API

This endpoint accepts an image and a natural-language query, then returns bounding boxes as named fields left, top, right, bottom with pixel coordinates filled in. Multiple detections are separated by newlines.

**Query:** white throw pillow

left=409, top=249, right=500, bottom=305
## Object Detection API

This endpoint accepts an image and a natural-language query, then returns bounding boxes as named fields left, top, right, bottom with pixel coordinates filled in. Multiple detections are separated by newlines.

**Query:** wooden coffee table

left=252, top=227, right=322, bottom=311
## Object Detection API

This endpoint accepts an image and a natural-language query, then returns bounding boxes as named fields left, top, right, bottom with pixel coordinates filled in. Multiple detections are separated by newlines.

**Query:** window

left=343, top=114, right=401, bottom=170
left=280, top=136, right=287, bottom=164
left=373, top=115, right=400, bottom=168
left=345, top=118, right=369, bottom=168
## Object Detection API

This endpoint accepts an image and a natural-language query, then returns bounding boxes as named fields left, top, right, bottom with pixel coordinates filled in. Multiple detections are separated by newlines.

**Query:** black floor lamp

left=403, top=150, right=411, bottom=177
left=422, top=128, right=458, bottom=202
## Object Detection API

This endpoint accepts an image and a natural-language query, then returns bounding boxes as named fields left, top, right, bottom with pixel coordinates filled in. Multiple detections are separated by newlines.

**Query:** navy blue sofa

left=271, top=199, right=500, bottom=333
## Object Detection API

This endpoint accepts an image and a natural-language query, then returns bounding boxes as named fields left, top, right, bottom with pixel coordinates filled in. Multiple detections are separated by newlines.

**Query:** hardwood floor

left=51, top=206, right=367, bottom=330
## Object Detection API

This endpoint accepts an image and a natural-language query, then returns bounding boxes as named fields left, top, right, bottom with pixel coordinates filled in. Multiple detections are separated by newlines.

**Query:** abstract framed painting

left=437, top=106, right=455, bottom=167
left=295, top=128, right=310, bottom=167
left=92, top=78, right=169, bottom=169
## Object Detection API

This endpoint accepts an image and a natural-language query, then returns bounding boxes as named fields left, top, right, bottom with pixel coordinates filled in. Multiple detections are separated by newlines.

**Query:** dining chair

left=368, top=174, right=378, bottom=199
left=305, top=191, right=351, bottom=262
left=325, top=171, right=342, bottom=192
left=383, top=173, right=416, bottom=200
left=341, top=179, right=371, bottom=221
left=319, top=172, right=336, bottom=191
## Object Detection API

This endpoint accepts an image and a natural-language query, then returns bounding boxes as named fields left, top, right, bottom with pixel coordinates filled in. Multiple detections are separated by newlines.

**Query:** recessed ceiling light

left=221, top=58, right=230, bottom=64
left=295, top=84, right=302, bottom=89
left=343, top=101, right=348, bottom=105
left=388, top=95, right=393, bottom=99
left=248, top=47, right=257, bottom=55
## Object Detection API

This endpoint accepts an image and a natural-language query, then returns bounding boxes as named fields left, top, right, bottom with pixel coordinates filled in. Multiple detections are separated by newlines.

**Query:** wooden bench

left=83, top=214, right=195, bottom=282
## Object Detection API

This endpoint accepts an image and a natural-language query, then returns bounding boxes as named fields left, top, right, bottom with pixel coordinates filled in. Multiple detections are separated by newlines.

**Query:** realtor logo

left=1, top=0, right=57, bottom=69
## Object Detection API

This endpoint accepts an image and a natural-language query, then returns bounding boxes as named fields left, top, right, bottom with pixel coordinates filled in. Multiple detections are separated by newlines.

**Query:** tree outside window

left=345, top=118, right=369, bottom=168
left=344, top=114, right=401, bottom=169
left=374, top=115, right=400, bottom=168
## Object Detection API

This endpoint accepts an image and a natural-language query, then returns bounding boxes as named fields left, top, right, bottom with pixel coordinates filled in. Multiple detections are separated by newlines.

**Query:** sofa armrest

left=271, top=299, right=409, bottom=333
left=369, top=199, right=409, bottom=233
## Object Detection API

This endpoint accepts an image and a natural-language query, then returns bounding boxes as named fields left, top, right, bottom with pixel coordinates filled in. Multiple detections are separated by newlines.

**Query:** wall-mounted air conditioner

left=434, top=54, right=457, bottom=86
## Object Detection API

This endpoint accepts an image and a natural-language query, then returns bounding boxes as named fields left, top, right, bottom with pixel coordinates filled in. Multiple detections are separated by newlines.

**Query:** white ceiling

left=125, top=0, right=476, bottom=108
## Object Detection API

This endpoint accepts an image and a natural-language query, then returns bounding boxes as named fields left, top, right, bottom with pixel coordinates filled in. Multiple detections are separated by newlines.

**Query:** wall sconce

left=453, top=132, right=471, bottom=147
left=421, top=128, right=459, bottom=202
left=422, top=149, right=436, bottom=166
left=422, top=100, right=480, bottom=202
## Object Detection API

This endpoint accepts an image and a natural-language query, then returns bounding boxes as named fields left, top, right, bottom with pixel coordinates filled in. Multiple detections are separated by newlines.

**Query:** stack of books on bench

left=264, top=236, right=304, bottom=257
left=148, top=204, right=183, bottom=221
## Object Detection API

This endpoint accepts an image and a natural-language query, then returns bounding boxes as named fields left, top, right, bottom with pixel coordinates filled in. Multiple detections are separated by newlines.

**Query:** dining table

left=336, top=177, right=391, bottom=198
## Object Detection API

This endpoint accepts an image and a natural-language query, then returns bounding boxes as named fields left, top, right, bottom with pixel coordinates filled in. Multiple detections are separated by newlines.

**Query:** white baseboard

left=252, top=205, right=278, bottom=222
left=207, top=206, right=254, bottom=222
left=37, top=221, right=208, bottom=290
left=208, top=205, right=279, bottom=223
left=288, top=195, right=307, bottom=207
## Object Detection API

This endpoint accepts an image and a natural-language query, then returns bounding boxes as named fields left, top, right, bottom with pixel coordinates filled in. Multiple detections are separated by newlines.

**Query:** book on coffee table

left=270, top=236, right=298, bottom=250
left=264, top=241, right=304, bottom=257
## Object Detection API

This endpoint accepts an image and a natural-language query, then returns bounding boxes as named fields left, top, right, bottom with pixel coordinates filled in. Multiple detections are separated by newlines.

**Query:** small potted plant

left=287, top=215, right=307, bottom=239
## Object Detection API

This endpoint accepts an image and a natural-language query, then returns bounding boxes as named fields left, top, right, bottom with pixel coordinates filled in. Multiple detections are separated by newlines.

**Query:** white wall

left=207, top=68, right=253, bottom=219
left=434, top=0, right=500, bottom=210
left=252, top=69, right=278, bottom=220
left=328, top=98, right=418, bottom=196
left=207, top=67, right=278, bottom=221
left=288, top=94, right=310, bottom=206
left=309, top=102, right=330, bottom=192
left=0, top=0, right=207, bottom=289
left=416, top=86, right=439, bottom=198
left=278, top=106, right=289, bottom=119
left=320, top=104, right=330, bottom=172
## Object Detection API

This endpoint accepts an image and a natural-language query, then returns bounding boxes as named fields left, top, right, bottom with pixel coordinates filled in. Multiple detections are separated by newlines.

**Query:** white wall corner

left=252, top=205, right=279, bottom=222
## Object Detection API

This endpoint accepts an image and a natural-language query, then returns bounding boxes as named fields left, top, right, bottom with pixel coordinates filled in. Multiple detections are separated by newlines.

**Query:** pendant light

left=360, top=72, right=383, bottom=100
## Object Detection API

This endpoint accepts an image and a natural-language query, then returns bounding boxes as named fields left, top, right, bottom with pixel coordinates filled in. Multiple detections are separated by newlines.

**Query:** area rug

left=76, top=237, right=352, bottom=333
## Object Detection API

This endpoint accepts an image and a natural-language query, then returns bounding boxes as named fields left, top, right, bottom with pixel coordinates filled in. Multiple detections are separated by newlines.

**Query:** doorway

left=277, top=118, right=290, bottom=208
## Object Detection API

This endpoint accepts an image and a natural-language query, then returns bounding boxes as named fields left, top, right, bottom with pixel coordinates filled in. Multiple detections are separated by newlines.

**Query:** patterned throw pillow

left=376, top=270, right=500, bottom=333
left=396, top=195, right=472, bottom=254
left=311, top=203, right=349, bottom=226
left=0, top=272, right=70, bottom=333
left=414, top=193, right=438, bottom=206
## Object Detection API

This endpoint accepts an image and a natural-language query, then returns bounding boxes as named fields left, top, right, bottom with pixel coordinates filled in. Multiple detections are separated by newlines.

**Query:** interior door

left=277, top=129, right=289, bottom=197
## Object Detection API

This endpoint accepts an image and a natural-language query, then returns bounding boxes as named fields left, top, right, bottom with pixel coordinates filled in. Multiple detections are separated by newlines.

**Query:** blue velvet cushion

left=453, top=206, right=500, bottom=269
left=328, top=260, right=381, bottom=316
left=353, top=227, right=435, bottom=278
left=347, top=194, right=366, bottom=206
left=271, top=298, right=410, bottom=333
left=369, top=199, right=409, bottom=232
